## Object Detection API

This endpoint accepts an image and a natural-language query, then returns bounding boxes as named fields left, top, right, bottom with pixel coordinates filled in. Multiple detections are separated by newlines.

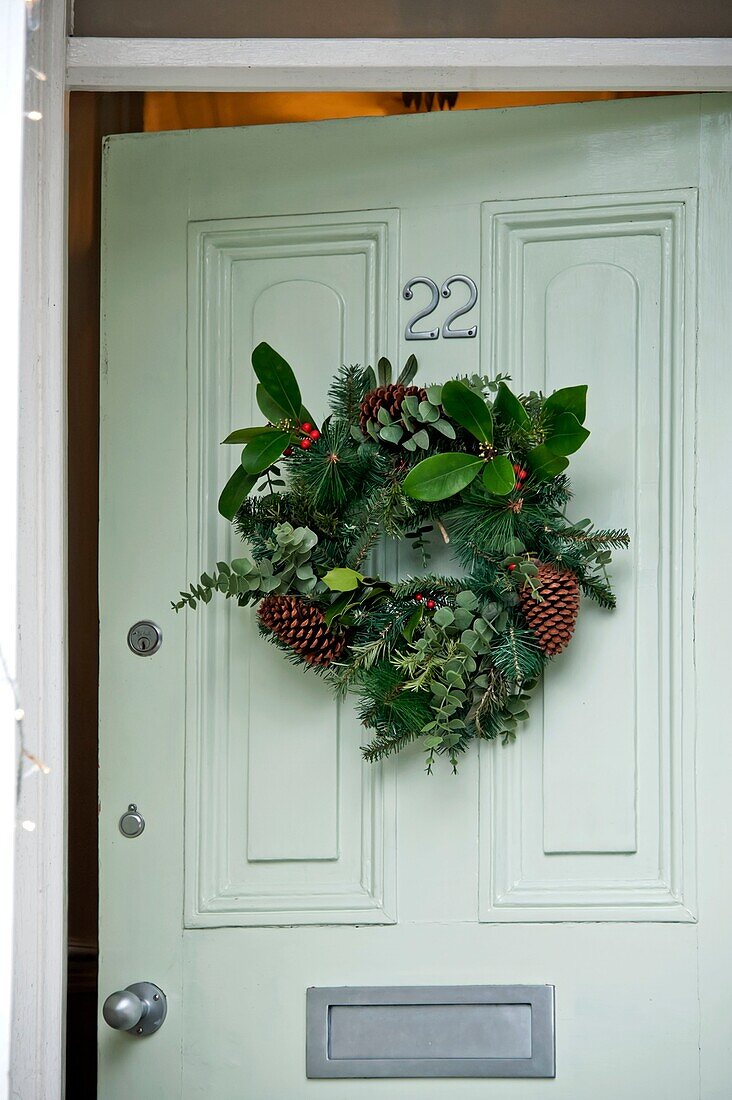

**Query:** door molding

left=66, top=36, right=732, bottom=92
left=14, top=14, right=732, bottom=1097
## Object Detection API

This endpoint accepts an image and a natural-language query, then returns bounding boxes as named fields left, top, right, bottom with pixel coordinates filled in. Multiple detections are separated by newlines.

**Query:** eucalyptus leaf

left=251, top=343, right=302, bottom=422
left=418, top=401, right=440, bottom=423
left=403, top=452, right=483, bottom=501
left=441, top=379, right=494, bottom=443
left=231, top=557, right=255, bottom=576
left=482, top=454, right=516, bottom=496
left=456, top=590, right=478, bottom=609
left=402, top=395, right=420, bottom=418
left=402, top=438, right=417, bottom=451
left=377, top=405, right=392, bottom=426
left=411, top=429, right=430, bottom=450
left=433, top=419, right=456, bottom=439
left=433, top=606, right=454, bottom=627
left=379, top=424, right=404, bottom=444
left=426, top=384, right=443, bottom=405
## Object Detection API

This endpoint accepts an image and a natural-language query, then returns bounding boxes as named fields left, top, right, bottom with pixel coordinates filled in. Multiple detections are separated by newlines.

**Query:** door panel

left=185, top=211, right=398, bottom=927
left=480, top=193, right=697, bottom=921
left=99, top=96, right=731, bottom=1098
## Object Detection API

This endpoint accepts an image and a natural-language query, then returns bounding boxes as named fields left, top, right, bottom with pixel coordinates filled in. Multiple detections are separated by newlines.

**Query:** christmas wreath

left=175, top=343, right=629, bottom=771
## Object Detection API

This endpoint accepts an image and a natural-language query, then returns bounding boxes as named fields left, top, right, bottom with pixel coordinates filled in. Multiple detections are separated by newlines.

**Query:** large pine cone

left=520, top=563, right=580, bottom=656
left=359, top=383, right=427, bottom=436
left=257, top=595, right=347, bottom=667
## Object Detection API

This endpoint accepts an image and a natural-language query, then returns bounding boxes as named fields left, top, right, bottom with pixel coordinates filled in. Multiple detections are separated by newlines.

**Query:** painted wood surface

left=67, top=37, right=732, bottom=92
left=99, top=95, right=731, bottom=1098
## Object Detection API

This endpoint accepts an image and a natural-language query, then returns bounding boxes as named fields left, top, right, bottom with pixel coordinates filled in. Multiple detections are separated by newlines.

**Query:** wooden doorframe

left=13, top=19, right=732, bottom=1098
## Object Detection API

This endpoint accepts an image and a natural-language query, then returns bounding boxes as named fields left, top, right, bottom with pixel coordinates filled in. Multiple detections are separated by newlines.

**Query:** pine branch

left=552, top=526, right=630, bottom=551
left=490, top=623, right=545, bottom=684
left=580, top=572, right=617, bottom=609
left=328, top=363, right=370, bottom=423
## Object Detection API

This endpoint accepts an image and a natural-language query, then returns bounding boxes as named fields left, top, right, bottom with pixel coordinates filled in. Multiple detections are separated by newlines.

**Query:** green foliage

left=403, top=452, right=483, bottom=501
left=218, top=466, right=257, bottom=521
left=251, top=341, right=302, bottom=422
left=172, top=523, right=321, bottom=611
left=441, top=379, right=494, bottom=442
left=177, top=342, right=628, bottom=772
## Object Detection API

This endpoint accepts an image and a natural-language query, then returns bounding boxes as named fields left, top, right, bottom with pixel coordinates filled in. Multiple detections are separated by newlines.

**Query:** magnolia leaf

left=482, top=454, right=516, bottom=496
left=526, top=443, right=570, bottom=482
left=441, top=379, right=493, bottom=443
left=544, top=384, right=588, bottom=425
left=403, top=605, right=423, bottom=642
left=397, top=354, right=418, bottom=386
left=403, top=452, right=483, bottom=501
left=544, top=411, right=591, bottom=456
left=251, top=342, right=302, bottom=422
left=256, top=383, right=287, bottom=423
left=241, top=430, right=290, bottom=474
left=221, top=426, right=274, bottom=445
left=322, top=567, right=364, bottom=592
left=218, top=465, right=257, bottom=520
left=377, top=356, right=392, bottom=387
left=493, top=381, right=529, bottom=429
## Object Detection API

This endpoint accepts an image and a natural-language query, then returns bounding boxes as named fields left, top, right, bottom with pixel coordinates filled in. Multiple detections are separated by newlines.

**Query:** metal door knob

left=102, top=981, right=167, bottom=1037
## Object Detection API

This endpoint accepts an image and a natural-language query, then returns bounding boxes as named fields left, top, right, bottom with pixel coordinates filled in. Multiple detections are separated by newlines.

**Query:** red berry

left=300, top=422, right=313, bottom=433
left=426, top=598, right=436, bottom=610
left=519, top=469, right=528, bottom=480
left=309, top=429, right=321, bottom=441
left=300, top=438, right=312, bottom=450
left=283, top=446, right=293, bottom=457
left=508, top=563, right=517, bottom=571
left=414, top=593, right=424, bottom=602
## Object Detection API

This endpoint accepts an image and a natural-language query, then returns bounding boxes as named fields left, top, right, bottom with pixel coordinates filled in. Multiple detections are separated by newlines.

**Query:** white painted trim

left=66, top=36, right=732, bottom=92
left=12, top=0, right=68, bottom=1097
left=13, top=22, right=732, bottom=1100
left=0, top=0, right=26, bottom=1095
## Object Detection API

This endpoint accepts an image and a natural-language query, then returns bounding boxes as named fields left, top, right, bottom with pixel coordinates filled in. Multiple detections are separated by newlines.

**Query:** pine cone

left=257, top=595, right=347, bottom=667
left=359, top=383, right=427, bottom=437
left=520, top=563, right=580, bottom=656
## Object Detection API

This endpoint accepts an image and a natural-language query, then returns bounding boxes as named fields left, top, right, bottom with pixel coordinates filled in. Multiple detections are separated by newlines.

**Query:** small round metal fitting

left=119, top=803, right=145, bottom=838
left=127, top=620, right=162, bottom=656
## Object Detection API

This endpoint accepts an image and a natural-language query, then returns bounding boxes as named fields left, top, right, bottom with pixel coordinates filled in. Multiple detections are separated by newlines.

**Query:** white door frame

left=13, top=19, right=732, bottom=1097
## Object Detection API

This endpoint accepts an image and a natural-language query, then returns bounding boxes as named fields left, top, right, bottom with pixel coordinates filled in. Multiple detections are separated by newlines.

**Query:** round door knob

left=103, top=989, right=143, bottom=1031
left=102, top=982, right=167, bottom=1037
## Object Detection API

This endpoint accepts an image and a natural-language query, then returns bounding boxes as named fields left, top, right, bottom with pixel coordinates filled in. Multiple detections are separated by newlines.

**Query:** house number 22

left=403, top=275, right=478, bottom=341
